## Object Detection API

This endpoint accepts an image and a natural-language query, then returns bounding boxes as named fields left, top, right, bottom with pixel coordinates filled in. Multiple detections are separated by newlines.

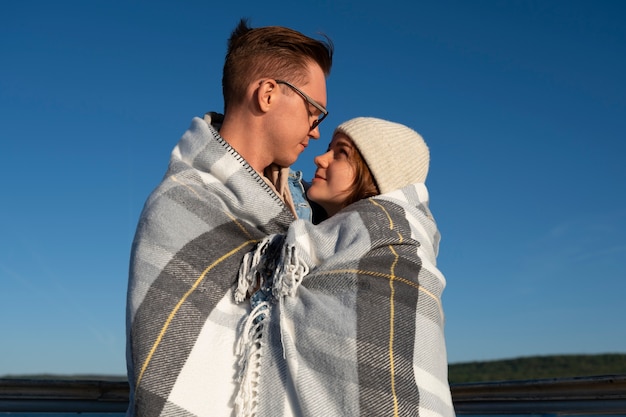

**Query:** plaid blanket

left=127, top=114, right=294, bottom=416
left=127, top=114, right=454, bottom=417
left=235, top=184, right=455, bottom=417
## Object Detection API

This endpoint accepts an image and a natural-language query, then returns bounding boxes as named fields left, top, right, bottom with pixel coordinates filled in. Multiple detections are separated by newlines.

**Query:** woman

left=235, top=117, right=454, bottom=417
left=306, top=117, right=430, bottom=218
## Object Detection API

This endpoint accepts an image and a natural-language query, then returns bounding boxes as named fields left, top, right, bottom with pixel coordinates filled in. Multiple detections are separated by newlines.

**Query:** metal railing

left=452, top=375, right=626, bottom=415
left=1, top=375, right=625, bottom=414
left=0, top=378, right=128, bottom=413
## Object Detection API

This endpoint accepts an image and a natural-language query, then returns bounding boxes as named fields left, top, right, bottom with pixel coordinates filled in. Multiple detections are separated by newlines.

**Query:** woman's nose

left=314, top=151, right=331, bottom=167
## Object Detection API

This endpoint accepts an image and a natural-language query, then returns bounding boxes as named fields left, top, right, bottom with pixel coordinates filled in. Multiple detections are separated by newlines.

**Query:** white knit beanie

left=334, top=117, right=429, bottom=194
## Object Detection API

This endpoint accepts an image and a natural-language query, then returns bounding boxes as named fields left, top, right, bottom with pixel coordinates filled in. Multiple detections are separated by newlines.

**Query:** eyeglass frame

left=275, top=79, right=329, bottom=130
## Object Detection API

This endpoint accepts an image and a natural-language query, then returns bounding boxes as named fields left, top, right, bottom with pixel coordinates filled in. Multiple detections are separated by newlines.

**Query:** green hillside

left=448, top=353, right=626, bottom=383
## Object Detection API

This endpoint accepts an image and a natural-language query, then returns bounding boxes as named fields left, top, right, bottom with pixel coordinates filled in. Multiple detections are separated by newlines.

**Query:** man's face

left=267, top=62, right=327, bottom=167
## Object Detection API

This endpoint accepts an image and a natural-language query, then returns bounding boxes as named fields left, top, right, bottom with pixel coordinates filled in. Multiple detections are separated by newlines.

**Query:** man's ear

left=257, top=79, right=278, bottom=113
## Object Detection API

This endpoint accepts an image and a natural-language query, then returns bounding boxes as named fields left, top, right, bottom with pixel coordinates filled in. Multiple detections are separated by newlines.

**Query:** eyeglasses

left=275, top=79, right=328, bottom=130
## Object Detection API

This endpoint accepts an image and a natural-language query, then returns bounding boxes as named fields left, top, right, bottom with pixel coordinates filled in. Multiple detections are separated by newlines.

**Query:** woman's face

left=306, top=132, right=357, bottom=217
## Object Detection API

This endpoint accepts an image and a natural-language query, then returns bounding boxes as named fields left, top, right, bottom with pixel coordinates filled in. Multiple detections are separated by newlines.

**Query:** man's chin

left=278, top=157, right=299, bottom=168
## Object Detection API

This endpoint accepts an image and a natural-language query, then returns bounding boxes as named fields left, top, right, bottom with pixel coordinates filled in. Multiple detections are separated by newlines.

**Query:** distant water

left=0, top=412, right=126, bottom=417
left=3, top=414, right=624, bottom=417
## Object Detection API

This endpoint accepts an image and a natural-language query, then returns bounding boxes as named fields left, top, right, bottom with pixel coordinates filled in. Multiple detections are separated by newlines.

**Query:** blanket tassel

left=234, top=301, right=269, bottom=417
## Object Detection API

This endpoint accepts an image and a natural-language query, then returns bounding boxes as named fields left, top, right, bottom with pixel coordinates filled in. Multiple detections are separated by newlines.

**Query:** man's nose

left=309, top=124, right=321, bottom=139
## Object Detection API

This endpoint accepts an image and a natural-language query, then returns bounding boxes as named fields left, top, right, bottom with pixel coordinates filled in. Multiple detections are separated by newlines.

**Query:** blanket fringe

left=235, top=236, right=274, bottom=304
left=234, top=301, right=269, bottom=417
left=233, top=235, right=309, bottom=416
left=236, top=235, right=308, bottom=304
left=273, top=243, right=309, bottom=298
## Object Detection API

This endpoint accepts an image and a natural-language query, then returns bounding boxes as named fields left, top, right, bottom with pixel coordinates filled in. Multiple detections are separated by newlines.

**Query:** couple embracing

left=126, top=18, right=454, bottom=417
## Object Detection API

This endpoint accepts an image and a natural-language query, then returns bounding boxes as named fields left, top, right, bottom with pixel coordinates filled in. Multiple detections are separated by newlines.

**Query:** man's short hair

left=222, top=19, right=333, bottom=111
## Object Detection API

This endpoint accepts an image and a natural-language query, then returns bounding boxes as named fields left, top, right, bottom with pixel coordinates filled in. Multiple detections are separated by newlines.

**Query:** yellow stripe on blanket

left=371, top=198, right=403, bottom=417
left=136, top=238, right=259, bottom=387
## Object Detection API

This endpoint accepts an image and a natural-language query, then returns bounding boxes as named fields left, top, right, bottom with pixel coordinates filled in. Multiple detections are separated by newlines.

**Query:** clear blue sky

left=1, top=0, right=625, bottom=376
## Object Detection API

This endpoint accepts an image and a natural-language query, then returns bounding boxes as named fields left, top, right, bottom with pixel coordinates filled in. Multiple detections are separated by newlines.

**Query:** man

left=126, top=19, right=332, bottom=416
